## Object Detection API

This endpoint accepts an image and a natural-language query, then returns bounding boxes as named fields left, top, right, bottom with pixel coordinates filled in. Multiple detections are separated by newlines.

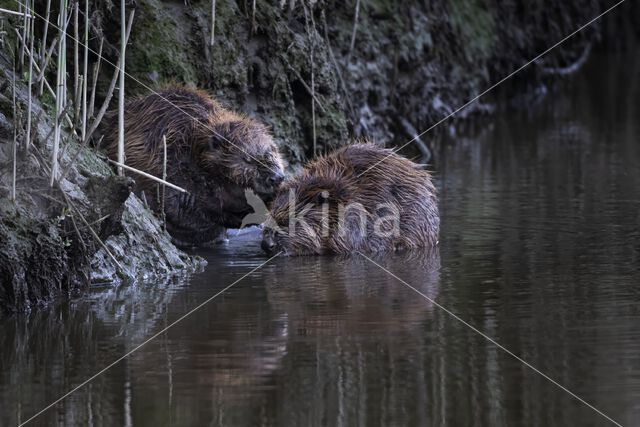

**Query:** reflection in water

left=1, top=52, right=640, bottom=426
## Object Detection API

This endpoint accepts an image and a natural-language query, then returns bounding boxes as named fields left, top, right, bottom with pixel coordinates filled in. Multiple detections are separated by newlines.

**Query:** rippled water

left=1, top=52, right=639, bottom=426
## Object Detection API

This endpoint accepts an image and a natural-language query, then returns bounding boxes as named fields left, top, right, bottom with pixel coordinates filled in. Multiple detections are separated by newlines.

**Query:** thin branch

left=81, top=0, right=89, bottom=139
left=88, top=36, right=103, bottom=120
left=347, top=0, right=360, bottom=64
left=161, top=134, right=167, bottom=230
left=62, top=190, right=125, bottom=274
left=25, top=0, right=34, bottom=151
left=0, top=7, right=32, bottom=17
left=117, top=0, right=127, bottom=176
left=84, top=10, right=134, bottom=145
left=302, top=1, right=316, bottom=156
left=11, top=58, right=17, bottom=202
left=209, top=0, right=216, bottom=46
left=281, top=56, right=327, bottom=113
left=107, top=159, right=188, bottom=194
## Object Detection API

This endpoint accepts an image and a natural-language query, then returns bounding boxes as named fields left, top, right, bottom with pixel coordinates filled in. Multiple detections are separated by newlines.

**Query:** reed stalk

left=73, top=0, right=80, bottom=122
left=25, top=0, right=34, bottom=151
left=88, top=37, right=103, bottom=120
left=39, top=0, right=52, bottom=95
left=251, top=0, right=256, bottom=33
left=50, top=0, right=68, bottom=187
left=0, top=7, right=32, bottom=17
left=161, top=134, right=167, bottom=230
left=19, top=0, right=29, bottom=67
left=302, top=2, right=316, bottom=156
left=108, top=159, right=188, bottom=194
left=11, top=59, right=17, bottom=202
left=210, top=0, right=216, bottom=46
left=85, top=10, right=133, bottom=145
left=117, top=0, right=127, bottom=176
left=347, top=0, right=360, bottom=64
left=81, top=0, right=89, bottom=139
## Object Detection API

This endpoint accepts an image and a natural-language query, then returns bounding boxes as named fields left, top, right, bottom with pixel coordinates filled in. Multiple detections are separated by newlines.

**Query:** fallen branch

left=399, top=117, right=432, bottom=164
left=540, top=42, right=592, bottom=76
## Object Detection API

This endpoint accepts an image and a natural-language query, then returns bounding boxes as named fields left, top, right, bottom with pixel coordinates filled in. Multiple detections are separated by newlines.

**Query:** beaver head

left=261, top=143, right=439, bottom=256
left=196, top=111, right=285, bottom=203
left=162, top=180, right=253, bottom=246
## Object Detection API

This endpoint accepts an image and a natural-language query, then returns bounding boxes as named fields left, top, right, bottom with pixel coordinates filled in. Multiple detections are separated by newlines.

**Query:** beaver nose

left=261, top=237, right=276, bottom=253
left=268, top=172, right=284, bottom=187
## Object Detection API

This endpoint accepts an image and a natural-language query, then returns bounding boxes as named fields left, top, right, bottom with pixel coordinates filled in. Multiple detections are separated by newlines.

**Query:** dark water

left=2, top=52, right=640, bottom=426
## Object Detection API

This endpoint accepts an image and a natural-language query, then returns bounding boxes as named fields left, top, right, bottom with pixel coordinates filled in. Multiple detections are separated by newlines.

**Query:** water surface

left=1, top=52, right=639, bottom=426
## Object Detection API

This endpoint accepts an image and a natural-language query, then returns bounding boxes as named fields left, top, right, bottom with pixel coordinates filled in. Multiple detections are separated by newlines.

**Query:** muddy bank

left=0, top=51, right=203, bottom=313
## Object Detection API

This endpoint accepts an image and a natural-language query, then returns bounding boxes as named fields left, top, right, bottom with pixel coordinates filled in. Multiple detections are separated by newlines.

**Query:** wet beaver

left=262, top=143, right=439, bottom=255
left=100, top=86, right=284, bottom=244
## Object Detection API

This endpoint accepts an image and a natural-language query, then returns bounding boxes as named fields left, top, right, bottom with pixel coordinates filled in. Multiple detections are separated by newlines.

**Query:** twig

left=88, top=37, right=103, bottom=120
left=73, top=0, right=80, bottom=118
left=11, top=58, right=17, bottom=202
left=161, top=134, right=167, bottom=230
left=61, top=214, right=111, bottom=236
left=19, top=0, right=29, bottom=67
left=39, top=0, right=53, bottom=95
left=107, top=159, right=188, bottom=194
left=0, top=7, right=32, bottom=17
left=281, top=56, right=327, bottom=113
left=302, top=1, right=316, bottom=156
left=84, top=10, right=134, bottom=145
left=25, top=0, right=34, bottom=151
left=37, top=34, right=59, bottom=95
left=251, top=0, right=256, bottom=34
left=540, top=42, right=592, bottom=76
left=399, top=117, right=432, bottom=164
left=347, top=0, right=360, bottom=64
left=15, top=28, right=78, bottom=135
left=209, top=0, right=216, bottom=46
left=81, top=0, right=89, bottom=139
left=41, top=105, right=72, bottom=147
left=117, top=0, right=128, bottom=176
left=50, top=0, right=68, bottom=187
left=62, top=190, right=124, bottom=273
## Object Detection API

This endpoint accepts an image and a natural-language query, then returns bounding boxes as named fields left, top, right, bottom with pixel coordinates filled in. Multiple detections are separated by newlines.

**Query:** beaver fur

left=100, top=86, right=284, bottom=245
left=262, top=143, right=439, bottom=255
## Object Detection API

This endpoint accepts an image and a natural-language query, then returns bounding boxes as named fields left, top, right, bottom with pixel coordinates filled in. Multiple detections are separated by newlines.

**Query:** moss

left=125, top=0, right=201, bottom=90
left=450, top=0, right=496, bottom=64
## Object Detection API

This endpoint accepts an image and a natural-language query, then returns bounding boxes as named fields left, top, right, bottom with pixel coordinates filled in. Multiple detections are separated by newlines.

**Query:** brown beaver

left=261, top=143, right=439, bottom=255
left=100, top=86, right=284, bottom=245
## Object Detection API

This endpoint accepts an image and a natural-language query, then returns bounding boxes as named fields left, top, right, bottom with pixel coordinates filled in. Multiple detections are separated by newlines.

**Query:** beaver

left=100, top=86, right=284, bottom=244
left=261, top=143, right=439, bottom=255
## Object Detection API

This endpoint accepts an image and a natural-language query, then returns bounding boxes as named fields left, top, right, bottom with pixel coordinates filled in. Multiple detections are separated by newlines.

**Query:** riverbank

left=0, top=51, right=204, bottom=313
left=0, top=0, right=637, bottom=312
